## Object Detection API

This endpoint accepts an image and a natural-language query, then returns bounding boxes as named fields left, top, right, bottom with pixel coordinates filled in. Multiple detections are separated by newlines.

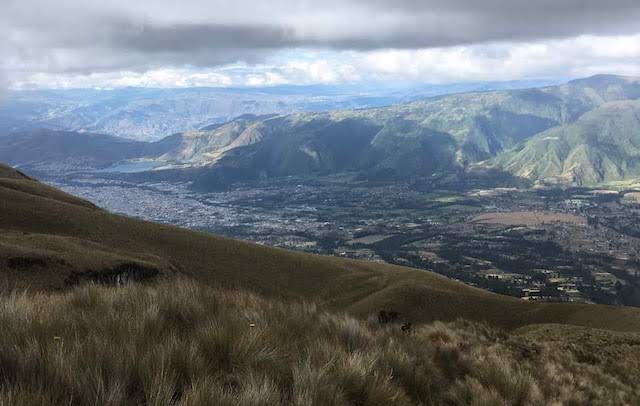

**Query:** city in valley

left=49, top=170, right=640, bottom=307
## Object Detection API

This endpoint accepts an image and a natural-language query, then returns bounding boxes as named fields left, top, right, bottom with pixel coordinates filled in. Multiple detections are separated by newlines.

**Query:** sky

left=2, top=0, right=640, bottom=89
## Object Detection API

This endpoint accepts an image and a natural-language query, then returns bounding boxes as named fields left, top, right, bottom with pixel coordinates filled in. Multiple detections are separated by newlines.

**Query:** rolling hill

left=2, top=162, right=640, bottom=332
left=0, top=129, right=180, bottom=171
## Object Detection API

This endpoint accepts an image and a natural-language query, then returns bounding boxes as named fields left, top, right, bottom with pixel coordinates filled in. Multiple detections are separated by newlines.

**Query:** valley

left=46, top=170, right=640, bottom=307
left=7, top=74, right=640, bottom=309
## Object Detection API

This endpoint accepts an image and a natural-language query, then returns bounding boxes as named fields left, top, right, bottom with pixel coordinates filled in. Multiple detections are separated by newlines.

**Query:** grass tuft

left=1, top=279, right=640, bottom=405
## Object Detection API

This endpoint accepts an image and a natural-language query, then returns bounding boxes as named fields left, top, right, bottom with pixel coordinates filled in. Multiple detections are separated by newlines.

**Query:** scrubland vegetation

left=1, top=279, right=639, bottom=406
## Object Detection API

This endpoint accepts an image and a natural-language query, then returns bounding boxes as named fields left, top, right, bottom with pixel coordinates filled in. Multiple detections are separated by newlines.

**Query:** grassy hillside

left=2, top=164, right=640, bottom=332
left=497, top=100, right=640, bottom=185
left=2, top=279, right=639, bottom=405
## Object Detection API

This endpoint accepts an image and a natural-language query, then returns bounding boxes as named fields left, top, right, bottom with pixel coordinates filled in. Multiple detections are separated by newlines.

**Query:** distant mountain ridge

left=3, top=75, right=640, bottom=187
left=156, top=74, right=640, bottom=188
left=0, top=80, right=559, bottom=141
left=0, top=129, right=179, bottom=171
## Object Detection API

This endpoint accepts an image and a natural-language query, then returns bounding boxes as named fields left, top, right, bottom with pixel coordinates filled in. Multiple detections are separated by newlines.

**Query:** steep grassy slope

left=2, top=280, right=639, bottom=405
left=2, top=164, right=640, bottom=332
left=0, top=164, right=31, bottom=180
left=498, top=99, right=640, bottom=185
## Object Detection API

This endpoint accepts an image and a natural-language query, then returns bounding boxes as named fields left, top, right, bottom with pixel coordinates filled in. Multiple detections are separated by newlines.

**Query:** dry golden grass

left=1, top=279, right=639, bottom=406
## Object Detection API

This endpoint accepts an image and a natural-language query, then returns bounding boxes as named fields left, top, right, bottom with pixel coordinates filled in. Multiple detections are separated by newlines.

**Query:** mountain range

left=0, top=80, right=557, bottom=141
left=2, top=74, right=640, bottom=188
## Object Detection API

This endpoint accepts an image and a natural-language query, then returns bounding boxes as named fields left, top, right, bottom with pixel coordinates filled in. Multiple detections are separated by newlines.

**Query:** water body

left=98, top=161, right=164, bottom=173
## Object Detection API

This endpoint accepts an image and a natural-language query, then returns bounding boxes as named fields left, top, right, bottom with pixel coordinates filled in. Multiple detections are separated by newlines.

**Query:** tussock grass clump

left=1, top=280, right=639, bottom=405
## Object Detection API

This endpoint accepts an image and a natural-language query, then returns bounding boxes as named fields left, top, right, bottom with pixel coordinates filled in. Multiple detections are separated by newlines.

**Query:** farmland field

left=473, top=211, right=586, bottom=227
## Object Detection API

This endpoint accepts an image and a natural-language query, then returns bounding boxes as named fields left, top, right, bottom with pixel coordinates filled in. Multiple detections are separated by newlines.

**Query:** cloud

left=13, top=34, right=640, bottom=90
left=0, top=72, right=8, bottom=101
left=356, top=35, right=640, bottom=83
left=2, top=0, right=640, bottom=87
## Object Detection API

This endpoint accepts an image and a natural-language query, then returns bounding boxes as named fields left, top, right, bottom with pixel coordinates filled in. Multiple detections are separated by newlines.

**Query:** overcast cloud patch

left=2, top=0, right=640, bottom=87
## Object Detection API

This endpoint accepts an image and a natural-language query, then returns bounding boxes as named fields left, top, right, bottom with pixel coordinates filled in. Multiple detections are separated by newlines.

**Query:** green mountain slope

left=497, top=99, right=640, bottom=185
left=158, top=74, right=640, bottom=189
left=3, top=75, right=640, bottom=187
left=2, top=164, right=640, bottom=332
